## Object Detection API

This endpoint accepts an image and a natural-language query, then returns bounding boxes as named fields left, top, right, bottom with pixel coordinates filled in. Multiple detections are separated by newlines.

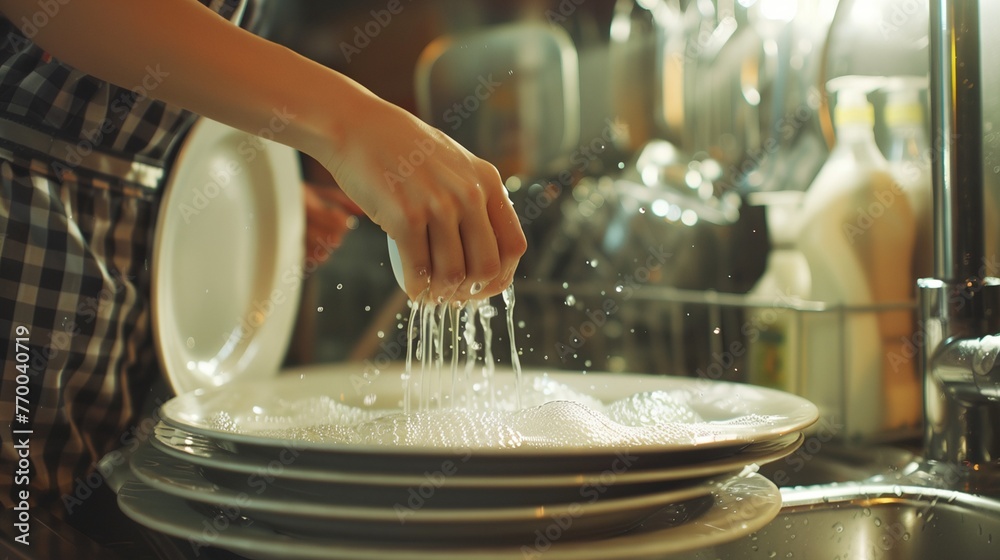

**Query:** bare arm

left=0, top=0, right=525, bottom=300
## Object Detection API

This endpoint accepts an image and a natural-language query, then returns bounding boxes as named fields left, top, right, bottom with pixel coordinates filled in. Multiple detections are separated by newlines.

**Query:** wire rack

left=508, top=281, right=921, bottom=443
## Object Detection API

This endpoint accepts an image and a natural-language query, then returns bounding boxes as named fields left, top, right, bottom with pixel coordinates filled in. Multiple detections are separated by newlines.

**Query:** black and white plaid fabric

left=0, top=0, right=251, bottom=513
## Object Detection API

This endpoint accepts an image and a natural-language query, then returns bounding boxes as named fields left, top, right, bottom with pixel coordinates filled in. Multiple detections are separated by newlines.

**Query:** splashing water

left=403, top=285, right=523, bottom=413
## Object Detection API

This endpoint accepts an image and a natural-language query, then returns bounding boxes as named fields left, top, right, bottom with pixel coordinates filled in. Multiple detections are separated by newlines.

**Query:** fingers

left=480, top=186, right=527, bottom=297
left=392, top=225, right=432, bottom=301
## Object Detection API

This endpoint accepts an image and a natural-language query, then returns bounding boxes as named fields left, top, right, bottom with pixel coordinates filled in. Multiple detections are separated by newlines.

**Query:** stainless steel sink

left=671, top=480, right=1000, bottom=559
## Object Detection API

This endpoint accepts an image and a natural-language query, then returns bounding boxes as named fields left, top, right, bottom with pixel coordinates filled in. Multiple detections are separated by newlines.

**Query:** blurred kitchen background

left=259, top=0, right=1000, bottom=443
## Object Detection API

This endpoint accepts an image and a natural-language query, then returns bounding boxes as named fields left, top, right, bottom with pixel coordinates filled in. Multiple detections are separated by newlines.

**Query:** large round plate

left=129, top=441, right=718, bottom=542
left=158, top=362, right=819, bottom=457
left=150, top=423, right=802, bottom=488
left=151, top=117, right=303, bottom=395
left=117, top=471, right=782, bottom=560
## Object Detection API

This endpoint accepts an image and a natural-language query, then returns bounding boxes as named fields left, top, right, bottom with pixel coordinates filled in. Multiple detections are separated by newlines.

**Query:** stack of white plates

left=111, top=363, right=818, bottom=560
left=127, top=117, right=819, bottom=558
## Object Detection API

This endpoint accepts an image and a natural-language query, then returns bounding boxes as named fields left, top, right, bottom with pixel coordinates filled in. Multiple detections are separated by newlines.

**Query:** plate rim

left=158, top=366, right=820, bottom=456
left=148, top=426, right=803, bottom=488
left=150, top=117, right=304, bottom=395
left=117, top=471, right=782, bottom=560
left=129, top=440, right=718, bottom=524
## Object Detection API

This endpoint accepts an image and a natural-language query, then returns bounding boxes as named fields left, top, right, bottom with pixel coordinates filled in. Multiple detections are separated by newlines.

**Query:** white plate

left=118, top=471, right=781, bottom=560
left=129, top=440, right=718, bottom=542
left=133, top=437, right=721, bottom=509
left=152, top=117, right=303, bottom=395
left=159, top=363, right=818, bottom=456
left=150, top=423, right=802, bottom=488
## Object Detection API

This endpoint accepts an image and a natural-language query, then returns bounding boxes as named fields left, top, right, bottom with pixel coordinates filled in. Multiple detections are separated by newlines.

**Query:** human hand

left=325, top=97, right=526, bottom=302
left=303, top=181, right=361, bottom=265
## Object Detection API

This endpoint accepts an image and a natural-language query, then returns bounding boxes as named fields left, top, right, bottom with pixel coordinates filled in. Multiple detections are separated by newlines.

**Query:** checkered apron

left=0, top=0, right=251, bottom=513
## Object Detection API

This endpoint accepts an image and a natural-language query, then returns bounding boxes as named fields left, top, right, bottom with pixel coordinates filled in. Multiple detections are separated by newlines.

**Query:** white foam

left=217, top=380, right=779, bottom=449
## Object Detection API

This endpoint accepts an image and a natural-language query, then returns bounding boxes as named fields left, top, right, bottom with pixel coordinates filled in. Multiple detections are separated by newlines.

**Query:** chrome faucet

left=921, top=0, right=1000, bottom=492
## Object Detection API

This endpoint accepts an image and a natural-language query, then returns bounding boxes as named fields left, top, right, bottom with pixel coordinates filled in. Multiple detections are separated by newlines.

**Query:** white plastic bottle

left=745, top=191, right=811, bottom=394
left=881, top=78, right=928, bottom=431
left=884, top=79, right=932, bottom=280
left=795, top=76, right=914, bottom=439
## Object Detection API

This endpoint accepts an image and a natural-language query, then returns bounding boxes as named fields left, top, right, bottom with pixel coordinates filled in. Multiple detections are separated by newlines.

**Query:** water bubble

left=562, top=282, right=569, bottom=289
left=377, top=331, right=385, bottom=338
left=833, top=522, right=844, bottom=533
left=365, top=305, right=371, bottom=311
left=186, top=337, right=195, bottom=349
left=874, top=518, right=882, bottom=527
left=565, top=295, right=576, bottom=306
left=713, top=327, right=721, bottom=334
left=518, top=320, right=526, bottom=328
left=336, top=283, right=343, bottom=290
left=317, top=306, right=324, bottom=313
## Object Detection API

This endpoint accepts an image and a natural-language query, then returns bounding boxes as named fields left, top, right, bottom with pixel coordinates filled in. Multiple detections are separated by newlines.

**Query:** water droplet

left=713, top=327, right=721, bottom=334
left=186, top=337, right=195, bottom=349
left=365, top=305, right=371, bottom=311
left=377, top=331, right=385, bottom=338
left=590, top=259, right=599, bottom=268
left=833, top=522, right=844, bottom=533
left=863, top=508, right=871, bottom=517
left=317, top=306, right=324, bottom=312
left=517, top=320, right=525, bottom=328
left=874, top=518, right=882, bottom=527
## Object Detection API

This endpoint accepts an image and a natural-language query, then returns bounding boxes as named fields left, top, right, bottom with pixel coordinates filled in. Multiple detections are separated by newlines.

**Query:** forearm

left=0, top=0, right=363, bottom=166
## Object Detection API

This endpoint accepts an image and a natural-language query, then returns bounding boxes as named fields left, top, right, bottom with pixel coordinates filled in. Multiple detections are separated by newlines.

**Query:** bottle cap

left=826, top=75, right=882, bottom=127
left=883, top=76, right=928, bottom=127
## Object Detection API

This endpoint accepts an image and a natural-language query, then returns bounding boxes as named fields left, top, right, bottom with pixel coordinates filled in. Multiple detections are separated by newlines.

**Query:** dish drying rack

left=509, top=281, right=920, bottom=443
